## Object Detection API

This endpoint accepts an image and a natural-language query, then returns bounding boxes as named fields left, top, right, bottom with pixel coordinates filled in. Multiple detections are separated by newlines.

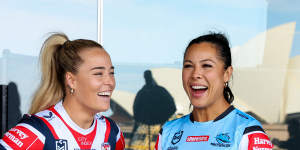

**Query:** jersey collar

left=189, top=105, right=235, bottom=123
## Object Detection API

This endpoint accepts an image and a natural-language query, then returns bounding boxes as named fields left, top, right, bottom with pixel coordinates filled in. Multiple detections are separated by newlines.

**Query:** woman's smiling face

left=182, top=42, right=232, bottom=109
left=68, top=47, right=115, bottom=113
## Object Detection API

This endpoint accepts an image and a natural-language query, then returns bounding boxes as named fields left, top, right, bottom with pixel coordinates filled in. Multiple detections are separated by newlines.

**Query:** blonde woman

left=0, top=33, right=125, bottom=150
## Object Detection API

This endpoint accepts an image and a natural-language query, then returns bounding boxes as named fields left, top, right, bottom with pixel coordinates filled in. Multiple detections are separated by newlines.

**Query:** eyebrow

left=90, top=66, right=114, bottom=70
left=183, top=59, right=216, bottom=64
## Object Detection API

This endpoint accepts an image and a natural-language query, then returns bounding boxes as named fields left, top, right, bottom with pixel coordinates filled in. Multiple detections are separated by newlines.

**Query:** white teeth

left=97, top=92, right=111, bottom=96
left=191, top=86, right=207, bottom=90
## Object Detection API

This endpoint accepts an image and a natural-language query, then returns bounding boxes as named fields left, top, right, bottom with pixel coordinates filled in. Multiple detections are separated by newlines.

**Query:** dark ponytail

left=223, top=82, right=234, bottom=104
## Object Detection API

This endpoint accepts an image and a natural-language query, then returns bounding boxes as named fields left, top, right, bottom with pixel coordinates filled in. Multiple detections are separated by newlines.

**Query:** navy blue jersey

left=155, top=106, right=273, bottom=150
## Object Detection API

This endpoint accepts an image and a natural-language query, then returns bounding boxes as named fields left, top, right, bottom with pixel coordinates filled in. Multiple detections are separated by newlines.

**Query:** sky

left=103, top=0, right=268, bottom=64
left=0, top=0, right=98, bottom=57
left=0, top=0, right=299, bottom=60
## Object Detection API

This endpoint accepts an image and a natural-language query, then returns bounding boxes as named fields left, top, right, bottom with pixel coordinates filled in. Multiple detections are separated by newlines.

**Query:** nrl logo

left=171, top=130, right=184, bottom=145
left=55, top=139, right=68, bottom=150
left=101, top=142, right=111, bottom=150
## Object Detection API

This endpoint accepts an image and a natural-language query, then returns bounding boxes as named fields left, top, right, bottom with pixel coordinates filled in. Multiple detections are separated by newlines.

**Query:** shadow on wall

left=272, top=114, right=300, bottom=150
left=129, top=70, right=176, bottom=147
left=7, top=82, right=22, bottom=130
left=110, top=99, right=134, bottom=124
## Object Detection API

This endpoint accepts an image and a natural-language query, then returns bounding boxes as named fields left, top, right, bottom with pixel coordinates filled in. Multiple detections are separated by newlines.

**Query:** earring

left=224, top=82, right=228, bottom=87
left=70, top=88, right=74, bottom=95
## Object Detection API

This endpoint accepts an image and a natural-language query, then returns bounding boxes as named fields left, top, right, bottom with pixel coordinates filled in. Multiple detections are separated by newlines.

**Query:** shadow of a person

left=272, top=119, right=300, bottom=150
left=7, top=82, right=22, bottom=130
left=129, top=70, right=176, bottom=148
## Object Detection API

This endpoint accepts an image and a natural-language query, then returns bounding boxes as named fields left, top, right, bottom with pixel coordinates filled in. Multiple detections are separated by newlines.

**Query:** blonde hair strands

left=29, top=33, right=69, bottom=114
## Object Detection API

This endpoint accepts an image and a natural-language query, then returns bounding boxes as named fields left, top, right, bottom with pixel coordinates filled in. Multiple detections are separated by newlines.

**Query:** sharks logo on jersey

left=211, top=133, right=231, bottom=147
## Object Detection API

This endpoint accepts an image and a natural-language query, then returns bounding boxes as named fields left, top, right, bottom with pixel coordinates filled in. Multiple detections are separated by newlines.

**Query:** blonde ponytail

left=29, top=33, right=103, bottom=114
left=29, top=33, right=68, bottom=114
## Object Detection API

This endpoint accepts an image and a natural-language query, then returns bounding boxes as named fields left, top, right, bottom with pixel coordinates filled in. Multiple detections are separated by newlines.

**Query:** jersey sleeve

left=0, top=122, right=45, bottom=150
left=154, top=128, right=162, bottom=150
left=103, top=117, right=125, bottom=150
left=115, top=131, right=125, bottom=150
left=239, top=125, right=273, bottom=150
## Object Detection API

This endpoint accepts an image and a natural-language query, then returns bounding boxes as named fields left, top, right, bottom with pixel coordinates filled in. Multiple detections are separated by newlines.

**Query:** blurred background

left=1, top=0, right=300, bottom=149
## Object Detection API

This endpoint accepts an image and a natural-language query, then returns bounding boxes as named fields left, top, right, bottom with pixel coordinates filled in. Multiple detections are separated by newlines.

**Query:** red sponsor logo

left=248, top=133, right=273, bottom=150
left=2, top=126, right=42, bottom=149
left=186, top=136, right=209, bottom=142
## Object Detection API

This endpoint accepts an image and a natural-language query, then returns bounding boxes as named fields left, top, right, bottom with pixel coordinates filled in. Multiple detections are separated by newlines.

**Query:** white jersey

left=0, top=101, right=125, bottom=150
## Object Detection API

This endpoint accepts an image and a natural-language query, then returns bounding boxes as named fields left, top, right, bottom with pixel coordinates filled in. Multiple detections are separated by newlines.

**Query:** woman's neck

left=192, top=98, right=230, bottom=122
left=62, top=96, right=95, bottom=129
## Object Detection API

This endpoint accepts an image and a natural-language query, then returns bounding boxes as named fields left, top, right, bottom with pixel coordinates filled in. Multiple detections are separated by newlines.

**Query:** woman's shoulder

left=234, top=107, right=262, bottom=126
left=162, top=114, right=190, bottom=130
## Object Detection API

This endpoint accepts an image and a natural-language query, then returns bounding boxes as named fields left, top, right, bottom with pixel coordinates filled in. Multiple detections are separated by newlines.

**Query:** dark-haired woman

left=154, top=33, right=273, bottom=150
left=0, top=33, right=125, bottom=150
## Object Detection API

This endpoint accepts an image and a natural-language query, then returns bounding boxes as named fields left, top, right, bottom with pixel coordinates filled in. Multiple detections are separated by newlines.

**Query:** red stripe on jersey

left=49, top=107, right=97, bottom=150
left=154, top=134, right=160, bottom=150
left=2, top=125, right=44, bottom=150
left=115, top=132, right=125, bottom=150
left=248, top=132, right=273, bottom=150
left=104, top=118, right=111, bottom=143
left=35, top=114, right=59, bottom=139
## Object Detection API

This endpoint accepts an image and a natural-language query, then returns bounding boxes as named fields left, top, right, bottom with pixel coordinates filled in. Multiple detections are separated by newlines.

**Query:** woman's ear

left=65, top=72, right=76, bottom=89
left=224, top=66, right=233, bottom=83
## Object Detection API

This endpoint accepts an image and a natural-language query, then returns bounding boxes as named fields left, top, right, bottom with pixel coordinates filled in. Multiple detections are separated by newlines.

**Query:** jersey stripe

left=243, top=125, right=265, bottom=135
left=115, top=132, right=125, bottom=150
left=0, top=139, right=13, bottom=149
left=17, top=123, right=45, bottom=143
left=35, top=115, right=59, bottom=139
left=18, top=114, right=56, bottom=149
left=104, top=118, right=111, bottom=143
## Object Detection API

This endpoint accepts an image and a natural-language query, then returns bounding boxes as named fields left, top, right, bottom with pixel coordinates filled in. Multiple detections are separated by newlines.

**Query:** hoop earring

left=70, top=88, right=74, bottom=95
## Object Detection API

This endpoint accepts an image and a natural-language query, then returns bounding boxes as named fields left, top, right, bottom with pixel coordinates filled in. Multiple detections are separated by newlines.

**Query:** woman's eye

left=110, top=72, right=115, bottom=75
left=184, top=64, right=192, bottom=68
left=203, top=64, right=212, bottom=68
left=93, top=72, right=103, bottom=76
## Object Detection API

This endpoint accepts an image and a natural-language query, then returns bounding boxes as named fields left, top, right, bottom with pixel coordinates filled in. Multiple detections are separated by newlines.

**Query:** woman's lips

left=190, top=85, right=208, bottom=98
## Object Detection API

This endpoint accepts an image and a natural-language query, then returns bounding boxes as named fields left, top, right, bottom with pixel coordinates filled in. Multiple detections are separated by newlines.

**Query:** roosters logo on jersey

left=56, top=139, right=68, bottom=150
left=101, top=142, right=111, bottom=150
left=171, top=130, right=184, bottom=145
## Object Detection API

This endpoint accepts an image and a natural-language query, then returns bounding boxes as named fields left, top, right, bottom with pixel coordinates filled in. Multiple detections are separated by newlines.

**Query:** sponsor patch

left=171, top=130, right=184, bottom=145
left=2, top=126, right=40, bottom=149
left=186, top=136, right=209, bottom=142
left=248, top=133, right=273, bottom=150
left=78, top=137, right=92, bottom=146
